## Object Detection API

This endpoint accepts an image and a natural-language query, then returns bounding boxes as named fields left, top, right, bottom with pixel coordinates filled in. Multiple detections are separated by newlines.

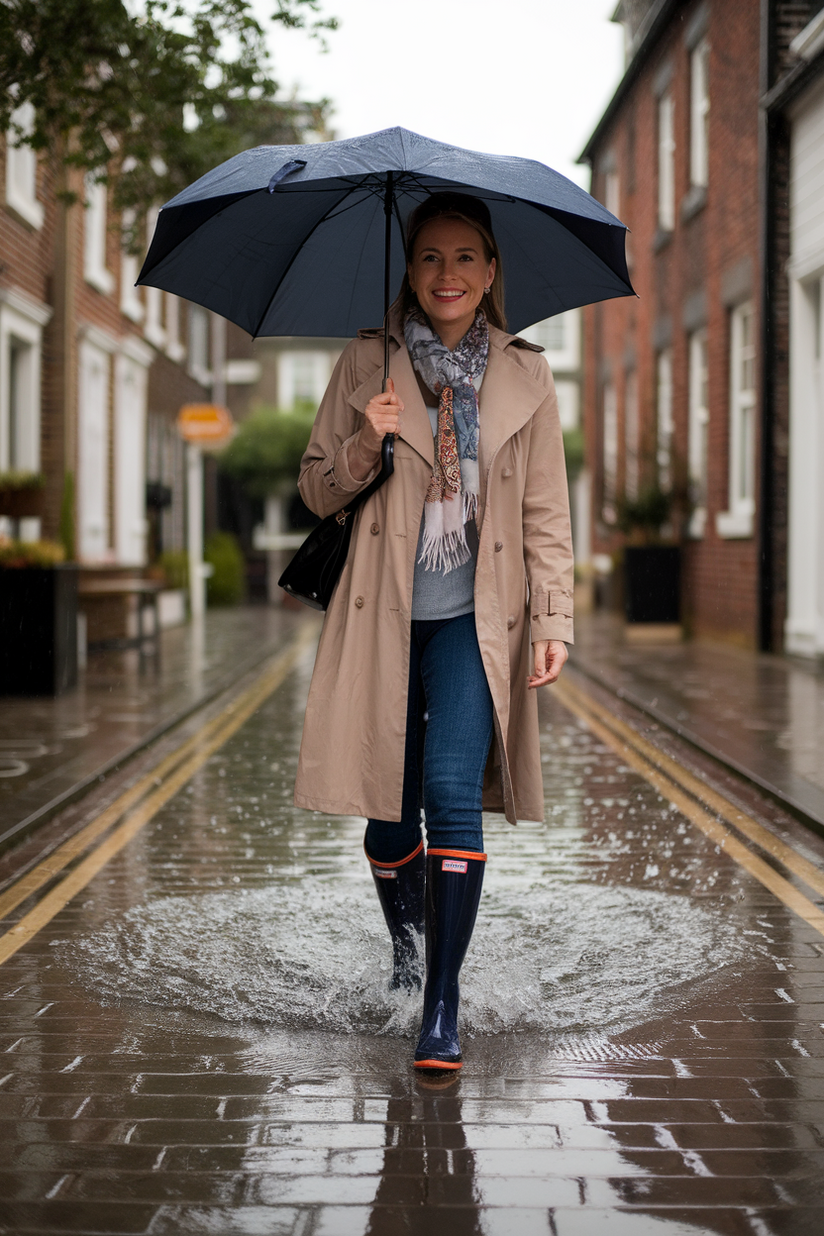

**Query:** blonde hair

left=395, top=192, right=507, bottom=332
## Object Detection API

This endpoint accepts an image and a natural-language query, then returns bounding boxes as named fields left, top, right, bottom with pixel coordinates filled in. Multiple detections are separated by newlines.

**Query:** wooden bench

left=78, top=579, right=163, bottom=655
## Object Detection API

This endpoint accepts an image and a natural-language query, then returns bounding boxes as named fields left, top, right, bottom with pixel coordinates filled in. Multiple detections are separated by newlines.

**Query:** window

left=690, top=38, right=710, bottom=188
left=602, top=381, right=618, bottom=524
left=84, top=175, right=115, bottom=295
left=658, top=92, right=676, bottom=231
left=165, top=294, right=185, bottom=362
left=688, top=330, right=709, bottom=536
left=278, top=351, right=333, bottom=408
left=114, top=351, right=149, bottom=565
left=717, top=302, right=757, bottom=538
left=143, top=208, right=166, bottom=347
left=553, top=380, right=579, bottom=432
left=5, top=102, right=44, bottom=229
left=519, top=310, right=580, bottom=370
left=656, top=348, right=674, bottom=491
left=624, top=370, right=639, bottom=502
left=605, top=169, right=620, bottom=219
left=188, top=305, right=211, bottom=383
left=120, top=212, right=144, bottom=323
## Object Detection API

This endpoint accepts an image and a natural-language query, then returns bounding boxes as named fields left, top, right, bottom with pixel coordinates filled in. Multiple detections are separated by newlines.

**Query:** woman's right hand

left=359, top=378, right=404, bottom=456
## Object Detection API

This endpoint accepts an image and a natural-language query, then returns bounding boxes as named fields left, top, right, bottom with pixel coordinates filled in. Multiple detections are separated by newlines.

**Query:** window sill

left=653, top=227, right=673, bottom=253
left=166, top=341, right=186, bottom=363
left=4, top=192, right=44, bottom=231
left=85, top=265, right=115, bottom=297
left=715, top=509, right=753, bottom=539
left=144, top=324, right=167, bottom=349
left=681, top=184, right=707, bottom=224
left=121, top=297, right=145, bottom=324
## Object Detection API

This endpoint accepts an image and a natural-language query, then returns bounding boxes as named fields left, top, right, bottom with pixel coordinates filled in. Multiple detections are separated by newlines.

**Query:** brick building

left=580, top=0, right=823, bottom=650
left=1, top=108, right=257, bottom=579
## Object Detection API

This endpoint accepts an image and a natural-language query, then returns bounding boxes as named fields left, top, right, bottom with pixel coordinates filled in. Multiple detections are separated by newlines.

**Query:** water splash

left=57, top=880, right=748, bottom=1038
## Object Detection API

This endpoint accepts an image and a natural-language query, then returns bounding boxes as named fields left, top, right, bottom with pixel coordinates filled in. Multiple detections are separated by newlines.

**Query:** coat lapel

left=478, top=331, right=549, bottom=482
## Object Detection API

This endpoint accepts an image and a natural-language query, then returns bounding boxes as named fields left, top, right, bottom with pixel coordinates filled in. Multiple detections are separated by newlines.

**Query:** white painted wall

left=786, top=81, right=824, bottom=656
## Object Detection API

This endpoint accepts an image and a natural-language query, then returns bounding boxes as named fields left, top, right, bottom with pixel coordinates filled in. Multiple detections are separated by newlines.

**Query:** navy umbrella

left=137, top=126, right=633, bottom=360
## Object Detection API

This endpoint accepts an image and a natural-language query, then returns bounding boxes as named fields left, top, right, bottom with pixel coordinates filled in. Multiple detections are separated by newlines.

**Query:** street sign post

left=177, top=405, right=234, bottom=620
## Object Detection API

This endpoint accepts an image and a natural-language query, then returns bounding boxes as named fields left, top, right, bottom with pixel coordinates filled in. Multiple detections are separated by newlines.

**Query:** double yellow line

left=0, top=623, right=318, bottom=967
left=555, top=674, right=824, bottom=939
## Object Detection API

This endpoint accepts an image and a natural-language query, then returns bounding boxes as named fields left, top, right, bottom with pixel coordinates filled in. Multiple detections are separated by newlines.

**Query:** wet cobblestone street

left=2, top=619, right=824, bottom=1235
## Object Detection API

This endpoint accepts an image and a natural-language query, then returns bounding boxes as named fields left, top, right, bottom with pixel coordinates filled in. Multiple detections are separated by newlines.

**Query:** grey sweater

left=410, top=388, right=480, bottom=622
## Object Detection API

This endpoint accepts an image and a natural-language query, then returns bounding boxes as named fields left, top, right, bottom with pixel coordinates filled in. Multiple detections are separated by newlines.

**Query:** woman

left=295, top=193, right=574, bottom=1071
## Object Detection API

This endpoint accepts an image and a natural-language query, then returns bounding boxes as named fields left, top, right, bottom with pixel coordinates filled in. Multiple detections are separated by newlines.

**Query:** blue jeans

left=365, top=612, right=494, bottom=861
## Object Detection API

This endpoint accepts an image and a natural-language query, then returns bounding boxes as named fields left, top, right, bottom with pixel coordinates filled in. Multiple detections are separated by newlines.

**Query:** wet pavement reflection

left=1, top=623, right=824, bottom=1234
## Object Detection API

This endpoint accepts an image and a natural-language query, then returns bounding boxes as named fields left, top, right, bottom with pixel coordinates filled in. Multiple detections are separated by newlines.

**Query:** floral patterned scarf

left=403, top=307, right=489, bottom=573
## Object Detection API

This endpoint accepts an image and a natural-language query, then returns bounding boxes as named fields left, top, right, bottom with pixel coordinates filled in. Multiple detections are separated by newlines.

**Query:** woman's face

left=407, top=217, right=496, bottom=348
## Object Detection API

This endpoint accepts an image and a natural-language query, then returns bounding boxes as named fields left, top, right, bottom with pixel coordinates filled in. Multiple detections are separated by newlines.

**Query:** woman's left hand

left=527, top=640, right=568, bottom=689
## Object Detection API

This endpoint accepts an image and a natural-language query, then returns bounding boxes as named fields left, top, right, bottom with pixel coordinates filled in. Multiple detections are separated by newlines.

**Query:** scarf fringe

left=418, top=492, right=479, bottom=574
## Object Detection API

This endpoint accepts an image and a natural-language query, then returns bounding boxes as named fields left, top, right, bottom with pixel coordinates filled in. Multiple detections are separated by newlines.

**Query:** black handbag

left=278, top=436, right=394, bottom=610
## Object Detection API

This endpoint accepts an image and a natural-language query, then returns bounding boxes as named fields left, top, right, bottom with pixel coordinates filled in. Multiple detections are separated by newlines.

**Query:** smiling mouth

left=432, top=290, right=465, bottom=301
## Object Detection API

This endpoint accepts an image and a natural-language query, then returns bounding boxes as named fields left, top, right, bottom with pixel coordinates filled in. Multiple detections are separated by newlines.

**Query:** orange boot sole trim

left=413, top=1058, right=464, bottom=1071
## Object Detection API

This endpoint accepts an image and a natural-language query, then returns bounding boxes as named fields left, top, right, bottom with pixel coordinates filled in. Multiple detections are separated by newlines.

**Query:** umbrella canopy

left=137, top=126, right=633, bottom=339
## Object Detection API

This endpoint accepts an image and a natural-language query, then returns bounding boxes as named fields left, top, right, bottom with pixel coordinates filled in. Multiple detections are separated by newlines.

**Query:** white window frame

left=278, top=350, right=334, bottom=408
left=0, top=290, right=50, bottom=489
left=188, top=304, right=211, bottom=386
left=658, top=92, right=676, bottom=231
left=690, top=38, right=710, bottom=189
left=165, top=294, right=186, bottom=362
left=518, top=310, right=580, bottom=371
left=602, top=381, right=618, bottom=524
left=142, top=208, right=167, bottom=348
left=688, top=329, right=709, bottom=537
left=553, top=379, right=579, bottom=432
left=624, top=369, right=639, bottom=502
left=84, top=175, right=115, bottom=295
left=605, top=169, right=621, bottom=220
left=5, top=102, right=44, bottom=230
left=656, top=348, right=674, bottom=491
left=716, top=301, right=757, bottom=538
left=120, top=211, right=144, bottom=323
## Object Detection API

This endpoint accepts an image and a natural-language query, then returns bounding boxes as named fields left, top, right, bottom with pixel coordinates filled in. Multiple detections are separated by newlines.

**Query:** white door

left=78, top=340, right=111, bottom=561
left=786, top=84, right=824, bottom=656
left=114, top=354, right=148, bottom=565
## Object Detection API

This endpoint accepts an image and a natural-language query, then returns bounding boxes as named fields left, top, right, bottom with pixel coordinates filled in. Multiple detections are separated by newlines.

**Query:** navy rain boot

left=365, top=840, right=426, bottom=990
left=414, top=848, right=486, bottom=1071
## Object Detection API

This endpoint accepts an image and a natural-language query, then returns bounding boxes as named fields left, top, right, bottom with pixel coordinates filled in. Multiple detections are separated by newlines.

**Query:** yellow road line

left=0, top=623, right=318, bottom=967
left=554, top=677, right=824, bottom=940
left=558, top=675, right=824, bottom=899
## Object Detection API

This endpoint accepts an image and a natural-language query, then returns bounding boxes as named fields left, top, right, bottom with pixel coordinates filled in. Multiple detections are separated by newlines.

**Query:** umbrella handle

left=380, top=432, right=395, bottom=478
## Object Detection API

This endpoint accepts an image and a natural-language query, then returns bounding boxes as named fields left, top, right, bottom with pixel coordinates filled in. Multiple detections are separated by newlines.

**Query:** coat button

left=507, top=615, right=515, bottom=629
left=355, top=596, right=364, bottom=608
left=370, top=523, right=380, bottom=535
left=494, top=541, right=503, bottom=552
left=502, top=467, right=513, bottom=478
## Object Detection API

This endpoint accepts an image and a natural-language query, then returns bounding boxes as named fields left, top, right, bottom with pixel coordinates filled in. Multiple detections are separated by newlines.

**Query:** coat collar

left=348, top=311, right=549, bottom=474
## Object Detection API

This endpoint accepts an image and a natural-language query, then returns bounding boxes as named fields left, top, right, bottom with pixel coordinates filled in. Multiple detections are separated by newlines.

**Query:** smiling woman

left=294, top=190, right=575, bottom=1075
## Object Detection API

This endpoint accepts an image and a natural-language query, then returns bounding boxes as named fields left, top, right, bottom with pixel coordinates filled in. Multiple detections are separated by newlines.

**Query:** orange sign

left=177, top=403, right=234, bottom=445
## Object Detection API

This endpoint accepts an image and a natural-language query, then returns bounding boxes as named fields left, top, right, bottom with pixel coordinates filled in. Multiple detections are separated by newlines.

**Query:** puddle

left=58, top=879, right=749, bottom=1039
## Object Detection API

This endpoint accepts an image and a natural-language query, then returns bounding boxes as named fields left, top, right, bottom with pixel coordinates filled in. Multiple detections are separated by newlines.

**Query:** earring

left=484, top=285, right=492, bottom=294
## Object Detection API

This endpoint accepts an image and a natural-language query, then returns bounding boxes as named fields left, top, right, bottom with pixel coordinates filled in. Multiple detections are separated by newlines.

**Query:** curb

left=0, top=627, right=310, bottom=855
left=567, top=656, right=824, bottom=841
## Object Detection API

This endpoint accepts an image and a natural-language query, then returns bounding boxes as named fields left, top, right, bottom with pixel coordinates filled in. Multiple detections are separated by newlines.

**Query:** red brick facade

left=583, top=0, right=770, bottom=648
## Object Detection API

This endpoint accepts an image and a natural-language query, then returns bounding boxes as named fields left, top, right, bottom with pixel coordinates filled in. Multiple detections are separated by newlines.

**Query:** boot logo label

left=374, top=869, right=398, bottom=879
left=442, top=859, right=468, bottom=874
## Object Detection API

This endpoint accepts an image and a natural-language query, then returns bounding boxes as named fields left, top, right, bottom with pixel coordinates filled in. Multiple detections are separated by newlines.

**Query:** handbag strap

left=335, top=433, right=394, bottom=524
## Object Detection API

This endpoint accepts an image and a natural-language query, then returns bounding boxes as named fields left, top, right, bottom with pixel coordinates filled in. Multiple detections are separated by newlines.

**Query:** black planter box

left=0, top=565, right=78, bottom=695
left=624, top=546, right=680, bottom=625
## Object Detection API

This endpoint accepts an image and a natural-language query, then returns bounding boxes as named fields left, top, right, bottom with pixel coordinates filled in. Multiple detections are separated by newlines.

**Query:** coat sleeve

left=298, top=341, right=382, bottom=520
left=521, top=362, right=575, bottom=645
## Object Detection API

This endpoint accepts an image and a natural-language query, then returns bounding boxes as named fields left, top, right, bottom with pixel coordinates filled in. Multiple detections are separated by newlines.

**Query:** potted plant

left=0, top=538, right=78, bottom=695
left=616, top=480, right=687, bottom=626
left=0, top=470, right=45, bottom=520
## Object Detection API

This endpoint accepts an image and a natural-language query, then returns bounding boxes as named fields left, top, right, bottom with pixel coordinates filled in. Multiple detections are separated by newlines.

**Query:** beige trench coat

left=294, top=312, right=574, bottom=825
